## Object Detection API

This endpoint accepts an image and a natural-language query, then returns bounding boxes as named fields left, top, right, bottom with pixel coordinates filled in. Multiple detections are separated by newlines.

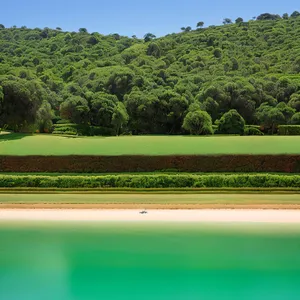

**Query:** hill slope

left=1, top=14, right=300, bottom=134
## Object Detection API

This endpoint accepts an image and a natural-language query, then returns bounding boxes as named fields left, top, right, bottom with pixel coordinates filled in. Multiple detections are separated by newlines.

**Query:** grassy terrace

left=1, top=193, right=300, bottom=205
left=1, top=134, right=300, bottom=155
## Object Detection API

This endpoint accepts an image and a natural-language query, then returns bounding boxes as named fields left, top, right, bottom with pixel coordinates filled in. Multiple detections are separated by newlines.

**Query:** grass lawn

left=1, top=134, right=300, bottom=155
left=1, top=193, right=300, bottom=205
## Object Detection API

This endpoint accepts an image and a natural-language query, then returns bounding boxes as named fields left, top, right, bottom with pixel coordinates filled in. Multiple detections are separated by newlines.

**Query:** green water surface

left=0, top=222, right=300, bottom=300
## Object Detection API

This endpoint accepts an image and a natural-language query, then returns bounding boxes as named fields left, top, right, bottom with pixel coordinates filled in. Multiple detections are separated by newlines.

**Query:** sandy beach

left=1, top=209, right=300, bottom=223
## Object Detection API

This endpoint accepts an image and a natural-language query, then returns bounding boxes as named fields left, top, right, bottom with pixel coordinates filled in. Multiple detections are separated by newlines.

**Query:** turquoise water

left=1, top=222, right=300, bottom=299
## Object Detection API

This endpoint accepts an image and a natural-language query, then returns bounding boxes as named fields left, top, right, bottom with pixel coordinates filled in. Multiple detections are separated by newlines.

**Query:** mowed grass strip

left=1, top=134, right=300, bottom=155
left=1, top=194, right=300, bottom=205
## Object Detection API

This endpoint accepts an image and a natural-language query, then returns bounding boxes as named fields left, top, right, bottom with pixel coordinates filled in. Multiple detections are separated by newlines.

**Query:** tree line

left=1, top=11, right=300, bottom=135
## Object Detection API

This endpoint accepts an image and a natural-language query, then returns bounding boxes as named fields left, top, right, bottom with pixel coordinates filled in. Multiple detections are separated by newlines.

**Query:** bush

left=244, top=127, right=264, bottom=136
left=52, top=130, right=77, bottom=135
left=183, top=110, right=213, bottom=135
left=290, top=113, right=300, bottom=125
left=52, top=126, right=78, bottom=135
left=90, top=126, right=115, bottom=136
left=75, top=124, right=91, bottom=136
left=52, top=124, right=115, bottom=136
left=278, top=125, right=300, bottom=135
left=244, top=125, right=261, bottom=130
left=52, top=123, right=78, bottom=135
left=212, top=125, right=218, bottom=133
left=56, top=119, right=72, bottom=124
left=218, top=109, right=245, bottom=135
left=0, top=174, right=300, bottom=188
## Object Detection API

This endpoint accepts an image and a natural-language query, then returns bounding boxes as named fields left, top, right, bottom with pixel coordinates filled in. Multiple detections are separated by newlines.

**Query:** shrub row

left=1, top=155, right=300, bottom=173
left=52, top=123, right=115, bottom=136
left=1, top=174, right=300, bottom=188
left=52, top=125, right=77, bottom=135
left=243, top=126, right=264, bottom=136
left=55, top=119, right=72, bottom=125
left=278, top=125, right=300, bottom=135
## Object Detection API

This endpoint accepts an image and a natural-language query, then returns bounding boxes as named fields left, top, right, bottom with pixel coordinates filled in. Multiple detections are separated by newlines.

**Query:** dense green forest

left=1, top=12, right=300, bottom=135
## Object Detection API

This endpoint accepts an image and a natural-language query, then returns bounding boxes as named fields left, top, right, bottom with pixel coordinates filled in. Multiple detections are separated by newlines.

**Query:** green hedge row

left=243, top=125, right=264, bottom=136
left=1, top=155, right=300, bottom=173
left=52, top=125, right=78, bottom=135
left=52, top=123, right=115, bottom=136
left=1, top=174, right=300, bottom=188
left=278, top=125, right=300, bottom=135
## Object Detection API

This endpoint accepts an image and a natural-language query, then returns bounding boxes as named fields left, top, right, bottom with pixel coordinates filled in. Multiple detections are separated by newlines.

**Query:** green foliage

left=291, top=11, right=300, bottom=18
left=56, top=119, right=72, bottom=124
left=277, top=102, right=295, bottom=122
left=111, top=102, right=129, bottom=135
left=196, top=21, right=204, bottom=28
left=1, top=174, right=300, bottom=188
left=257, top=13, right=281, bottom=21
left=147, top=43, right=161, bottom=58
left=89, top=126, right=116, bottom=136
left=60, top=96, right=90, bottom=124
left=52, top=127, right=77, bottom=135
left=183, top=110, right=213, bottom=135
left=218, top=109, right=245, bottom=135
left=52, top=123, right=116, bottom=136
left=235, top=18, right=243, bottom=24
left=0, top=78, right=43, bottom=131
left=244, top=127, right=264, bottom=136
left=291, top=112, right=300, bottom=125
left=2, top=16, right=300, bottom=135
left=213, top=48, right=222, bottom=58
left=144, top=33, right=156, bottom=42
left=90, top=92, right=118, bottom=128
left=282, top=13, right=289, bottom=20
left=256, top=104, right=286, bottom=133
left=36, top=101, right=54, bottom=133
left=79, top=28, right=88, bottom=33
left=278, top=125, right=300, bottom=135
left=223, top=18, right=232, bottom=25
left=288, top=94, right=300, bottom=112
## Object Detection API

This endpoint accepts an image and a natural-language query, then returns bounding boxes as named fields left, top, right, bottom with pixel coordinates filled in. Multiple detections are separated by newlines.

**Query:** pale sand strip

left=1, top=209, right=300, bottom=223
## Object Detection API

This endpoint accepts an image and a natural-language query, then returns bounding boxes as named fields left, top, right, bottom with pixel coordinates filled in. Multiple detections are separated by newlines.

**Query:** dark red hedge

left=1, top=155, right=300, bottom=173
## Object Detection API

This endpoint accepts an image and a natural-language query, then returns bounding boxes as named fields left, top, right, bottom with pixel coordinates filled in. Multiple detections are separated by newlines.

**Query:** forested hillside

left=1, top=12, right=300, bottom=135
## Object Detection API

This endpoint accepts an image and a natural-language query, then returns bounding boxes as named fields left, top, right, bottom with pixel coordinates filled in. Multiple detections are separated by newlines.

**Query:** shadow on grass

left=0, top=133, right=32, bottom=142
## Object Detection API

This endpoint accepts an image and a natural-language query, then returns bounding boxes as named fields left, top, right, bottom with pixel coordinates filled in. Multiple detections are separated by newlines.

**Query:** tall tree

left=79, top=28, right=88, bottom=33
left=196, top=21, right=204, bottom=28
left=235, top=17, right=244, bottom=24
left=256, top=104, right=285, bottom=134
left=36, top=101, right=54, bottom=133
left=223, top=18, right=232, bottom=25
left=60, top=96, right=90, bottom=124
left=0, top=79, right=42, bottom=131
left=282, top=13, right=289, bottom=19
left=291, top=11, right=300, bottom=18
left=90, top=93, right=118, bottom=128
left=111, top=102, right=129, bottom=135
left=143, top=33, right=156, bottom=42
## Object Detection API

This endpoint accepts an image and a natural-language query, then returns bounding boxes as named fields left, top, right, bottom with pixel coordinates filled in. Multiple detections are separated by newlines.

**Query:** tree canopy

left=1, top=12, right=300, bottom=135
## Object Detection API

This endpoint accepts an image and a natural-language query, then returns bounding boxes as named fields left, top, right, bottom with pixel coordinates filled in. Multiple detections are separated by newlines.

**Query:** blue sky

left=2, top=0, right=299, bottom=37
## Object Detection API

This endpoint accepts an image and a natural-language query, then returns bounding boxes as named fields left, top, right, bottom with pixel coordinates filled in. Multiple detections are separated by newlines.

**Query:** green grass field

left=1, top=193, right=300, bottom=205
left=1, top=134, right=300, bottom=155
